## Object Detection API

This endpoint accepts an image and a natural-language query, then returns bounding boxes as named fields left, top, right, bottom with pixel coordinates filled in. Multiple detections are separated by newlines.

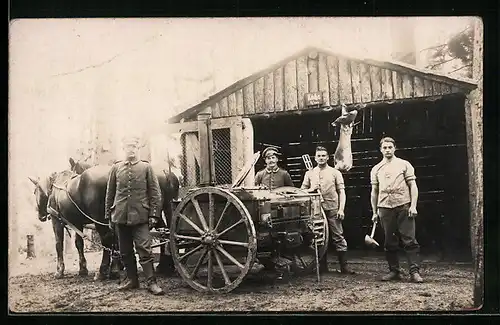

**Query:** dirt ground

left=8, top=250, right=475, bottom=313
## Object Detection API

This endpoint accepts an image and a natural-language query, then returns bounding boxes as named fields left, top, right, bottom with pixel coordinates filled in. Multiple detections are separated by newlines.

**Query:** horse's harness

left=45, top=174, right=120, bottom=258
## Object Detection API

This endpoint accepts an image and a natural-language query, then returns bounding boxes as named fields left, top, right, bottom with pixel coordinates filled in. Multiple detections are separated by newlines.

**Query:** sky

left=9, top=16, right=474, bottom=190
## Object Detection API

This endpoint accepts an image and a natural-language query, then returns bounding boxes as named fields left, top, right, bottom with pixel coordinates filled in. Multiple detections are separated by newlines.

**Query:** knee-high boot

left=118, top=255, right=139, bottom=290
left=142, top=261, right=165, bottom=295
left=338, top=251, right=355, bottom=274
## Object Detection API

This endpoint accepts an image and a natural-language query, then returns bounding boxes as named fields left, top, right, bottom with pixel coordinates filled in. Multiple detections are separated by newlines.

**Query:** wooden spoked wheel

left=269, top=186, right=329, bottom=275
left=170, top=187, right=257, bottom=293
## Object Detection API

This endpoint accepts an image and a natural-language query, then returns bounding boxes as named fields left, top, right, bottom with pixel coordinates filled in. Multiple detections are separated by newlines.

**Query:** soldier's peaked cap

left=122, top=134, right=141, bottom=145
left=262, top=147, right=279, bottom=158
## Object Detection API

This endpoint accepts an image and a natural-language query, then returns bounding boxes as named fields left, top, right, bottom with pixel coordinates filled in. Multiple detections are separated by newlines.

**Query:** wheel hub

left=201, top=232, right=217, bottom=246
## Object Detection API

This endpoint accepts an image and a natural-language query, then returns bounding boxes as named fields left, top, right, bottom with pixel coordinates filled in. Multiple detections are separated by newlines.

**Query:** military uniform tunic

left=254, top=167, right=294, bottom=190
left=105, top=159, right=162, bottom=225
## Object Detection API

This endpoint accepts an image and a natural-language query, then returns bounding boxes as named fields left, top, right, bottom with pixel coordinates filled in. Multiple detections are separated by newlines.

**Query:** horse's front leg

left=94, top=225, right=122, bottom=281
left=51, top=218, right=65, bottom=278
left=75, top=225, right=88, bottom=276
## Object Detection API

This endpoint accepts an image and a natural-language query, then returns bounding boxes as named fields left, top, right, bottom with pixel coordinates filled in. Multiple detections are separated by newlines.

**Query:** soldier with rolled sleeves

left=255, top=147, right=294, bottom=190
left=301, top=146, right=355, bottom=275
left=370, top=137, right=423, bottom=283
left=105, top=135, right=165, bottom=295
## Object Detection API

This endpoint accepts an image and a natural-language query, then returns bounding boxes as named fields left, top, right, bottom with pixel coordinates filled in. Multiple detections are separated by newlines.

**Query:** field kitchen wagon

left=160, top=112, right=328, bottom=293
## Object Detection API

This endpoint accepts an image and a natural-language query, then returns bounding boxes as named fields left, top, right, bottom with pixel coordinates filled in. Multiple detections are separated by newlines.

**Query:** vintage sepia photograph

left=8, top=16, right=484, bottom=313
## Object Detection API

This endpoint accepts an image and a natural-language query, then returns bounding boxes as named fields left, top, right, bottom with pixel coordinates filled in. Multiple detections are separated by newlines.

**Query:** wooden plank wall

left=252, top=96, right=470, bottom=257
left=210, top=51, right=466, bottom=119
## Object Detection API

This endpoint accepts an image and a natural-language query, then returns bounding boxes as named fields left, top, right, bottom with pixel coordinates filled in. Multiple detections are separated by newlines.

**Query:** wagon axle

left=201, top=232, right=218, bottom=247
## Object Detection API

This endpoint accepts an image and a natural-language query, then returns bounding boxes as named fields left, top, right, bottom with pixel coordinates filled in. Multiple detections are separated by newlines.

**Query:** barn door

left=168, top=116, right=254, bottom=198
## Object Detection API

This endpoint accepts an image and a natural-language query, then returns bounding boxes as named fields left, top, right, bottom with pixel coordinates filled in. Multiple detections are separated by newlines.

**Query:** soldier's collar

left=265, top=166, right=279, bottom=173
left=125, top=159, right=140, bottom=165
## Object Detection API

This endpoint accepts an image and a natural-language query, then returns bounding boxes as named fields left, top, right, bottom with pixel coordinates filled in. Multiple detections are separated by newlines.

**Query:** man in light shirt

left=301, top=146, right=355, bottom=275
left=370, top=137, right=423, bottom=283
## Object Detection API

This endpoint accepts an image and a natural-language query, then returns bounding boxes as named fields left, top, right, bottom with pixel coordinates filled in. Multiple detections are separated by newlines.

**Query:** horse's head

left=69, top=157, right=92, bottom=175
left=28, top=174, right=52, bottom=222
left=28, top=169, right=75, bottom=222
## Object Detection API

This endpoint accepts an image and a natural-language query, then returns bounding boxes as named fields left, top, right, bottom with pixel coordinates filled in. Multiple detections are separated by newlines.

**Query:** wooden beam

left=307, top=53, right=319, bottom=93
left=284, top=60, right=298, bottom=111
left=274, top=67, right=284, bottom=112
left=263, top=72, right=274, bottom=113
left=370, top=66, right=383, bottom=101
left=254, top=76, right=265, bottom=114
left=465, top=18, right=483, bottom=309
left=338, top=58, right=353, bottom=104
left=235, top=89, right=244, bottom=116
left=318, top=53, right=330, bottom=106
left=296, top=56, right=309, bottom=109
left=414, top=76, right=425, bottom=98
left=392, top=71, right=404, bottom=99
left=381, top=69, right=393, bottom=100
left=360, top=63, right=372, bottom=103
left=219, top=97, right=229, bottom=117
left=402, top=73, right=414, bottom=98
left=227, top=92, right=237, bottom=116
left=327, top=55, right=339, bottom=106
left=351, top=61, right=362, bottom=103
left=243, top=83, right=255, bottom=115
left=424, top=79, right=434, bottom=96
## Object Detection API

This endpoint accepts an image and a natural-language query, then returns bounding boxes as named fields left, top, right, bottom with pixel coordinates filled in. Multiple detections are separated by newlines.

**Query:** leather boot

left=381, top=251, right=401, bottom=281
left=338, top=251, right=355, bottom=274
left=407, top=250, right=423, bottom=283
left=118, top=259, right=139, bottom=290
left=142, top=261, right=165, bottom=295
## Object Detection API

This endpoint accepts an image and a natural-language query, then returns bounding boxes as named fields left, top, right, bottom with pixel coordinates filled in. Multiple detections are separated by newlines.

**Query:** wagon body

left=164, top=113, right=328, bottom=293
left=169, top=186, right=328, bottom=293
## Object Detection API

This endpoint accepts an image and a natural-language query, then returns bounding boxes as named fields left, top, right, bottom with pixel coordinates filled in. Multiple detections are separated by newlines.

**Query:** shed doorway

left=251, top=94, right=470, bottom=260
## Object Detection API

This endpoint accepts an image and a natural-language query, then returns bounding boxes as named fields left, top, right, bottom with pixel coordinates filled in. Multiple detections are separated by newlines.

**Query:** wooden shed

left=168, top=46, right=477, bottom=259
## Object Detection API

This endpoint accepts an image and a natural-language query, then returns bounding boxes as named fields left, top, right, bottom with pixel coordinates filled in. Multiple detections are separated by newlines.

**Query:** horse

left=69, top=157, right=180, bottom=275
left=29, top=158, right=180, bottom=280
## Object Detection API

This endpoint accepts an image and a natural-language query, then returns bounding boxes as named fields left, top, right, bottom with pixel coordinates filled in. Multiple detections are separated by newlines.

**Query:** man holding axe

left=370, top=137, right=423, bottom=283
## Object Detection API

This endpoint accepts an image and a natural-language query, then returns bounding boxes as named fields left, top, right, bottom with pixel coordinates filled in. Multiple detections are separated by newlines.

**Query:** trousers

left=116, top=223, right=154, bottom=267
left=324, top=209, right=348, bottom=251
left=378, top=203, right=420, bottom=274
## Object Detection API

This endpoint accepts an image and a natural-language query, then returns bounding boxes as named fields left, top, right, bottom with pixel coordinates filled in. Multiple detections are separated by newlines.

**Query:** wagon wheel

left=170, top=187, right=257, bottom=293
left=270, top=186, right=329, bottom=275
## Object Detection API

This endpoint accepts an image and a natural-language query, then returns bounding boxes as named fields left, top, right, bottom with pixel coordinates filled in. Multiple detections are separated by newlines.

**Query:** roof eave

left=168, top=46, right=478, bottom=124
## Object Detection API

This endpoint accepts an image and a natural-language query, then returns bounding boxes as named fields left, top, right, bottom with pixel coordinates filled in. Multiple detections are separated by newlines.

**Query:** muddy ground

left=8, top=250, right=474, bottom=313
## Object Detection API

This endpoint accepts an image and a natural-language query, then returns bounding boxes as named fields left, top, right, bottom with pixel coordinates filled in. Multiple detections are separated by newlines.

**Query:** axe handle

left=370, top=221, right=377, bottom=238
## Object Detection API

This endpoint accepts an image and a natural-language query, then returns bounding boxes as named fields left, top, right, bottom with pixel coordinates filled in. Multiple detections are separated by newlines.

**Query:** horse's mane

left=42, top=169, right=76, bottom=195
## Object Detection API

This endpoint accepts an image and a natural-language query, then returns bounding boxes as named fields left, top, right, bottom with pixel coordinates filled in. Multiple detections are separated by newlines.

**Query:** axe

left=364, top=220, right=380, bottom=247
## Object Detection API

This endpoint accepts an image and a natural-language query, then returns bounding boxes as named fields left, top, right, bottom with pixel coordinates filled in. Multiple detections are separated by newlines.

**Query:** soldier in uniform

left=105, top=135, right=165, bottom=295
left=254, top=147, right=294, bottom=279
left=255, top=147, right=294, bottom=190
left=301, top=146, right=355, bottom=275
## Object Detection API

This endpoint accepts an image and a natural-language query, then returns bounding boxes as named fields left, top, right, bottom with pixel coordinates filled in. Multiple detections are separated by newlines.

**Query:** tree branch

left=426, top=56, right=459, bottom=69
left=50, top=35, right=160, bottom=78
left=448, top=64, right=472, bottom=74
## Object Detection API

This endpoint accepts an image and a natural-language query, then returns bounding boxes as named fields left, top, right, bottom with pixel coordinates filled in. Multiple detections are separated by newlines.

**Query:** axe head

left=364, top=234, right=380, bottom=247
